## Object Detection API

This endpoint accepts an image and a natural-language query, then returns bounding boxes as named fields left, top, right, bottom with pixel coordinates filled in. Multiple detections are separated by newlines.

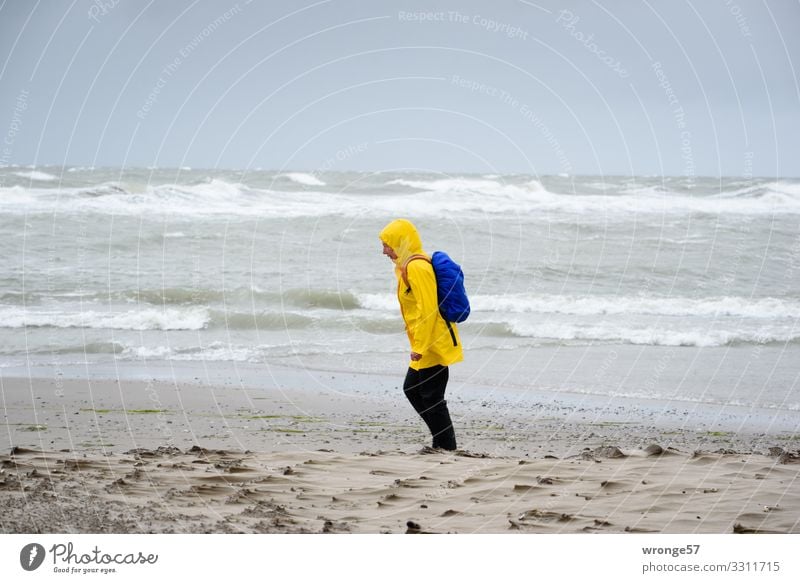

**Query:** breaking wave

left=2, top=175, right=799, bottom=217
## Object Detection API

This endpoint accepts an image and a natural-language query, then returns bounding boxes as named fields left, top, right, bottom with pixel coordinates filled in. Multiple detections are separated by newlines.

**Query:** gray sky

left=1, top=0, right=798, bottom=176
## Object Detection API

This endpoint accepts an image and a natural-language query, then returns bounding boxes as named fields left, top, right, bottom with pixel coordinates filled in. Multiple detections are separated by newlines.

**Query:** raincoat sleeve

left=406, top=261, right=439, bottom=355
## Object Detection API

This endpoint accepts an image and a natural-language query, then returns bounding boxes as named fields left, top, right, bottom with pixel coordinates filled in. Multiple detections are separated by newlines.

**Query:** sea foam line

left=2, top=176, right=800, bottom=217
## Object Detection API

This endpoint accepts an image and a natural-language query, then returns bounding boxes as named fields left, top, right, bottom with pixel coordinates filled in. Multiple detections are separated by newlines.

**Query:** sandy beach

left=2, top=370, right=799, bottom=534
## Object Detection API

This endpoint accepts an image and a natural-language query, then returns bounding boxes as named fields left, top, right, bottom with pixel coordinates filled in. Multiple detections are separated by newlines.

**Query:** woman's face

left=382, top=242, right=398, bottom=261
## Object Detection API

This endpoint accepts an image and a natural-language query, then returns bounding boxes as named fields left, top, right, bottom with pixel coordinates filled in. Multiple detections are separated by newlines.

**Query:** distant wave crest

left=278, top=172, right=325, bottom=186
left=3, top=174, right=799, bottom=217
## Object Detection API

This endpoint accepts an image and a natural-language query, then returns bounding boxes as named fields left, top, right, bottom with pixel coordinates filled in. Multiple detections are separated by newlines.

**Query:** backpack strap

left=400, top=254, right=431, bottom=291
left=401, top=254, right=458, bottom=346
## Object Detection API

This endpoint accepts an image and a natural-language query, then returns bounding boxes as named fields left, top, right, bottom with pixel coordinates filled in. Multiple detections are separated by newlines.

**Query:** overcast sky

left=1, top=0, right=798, bottom=176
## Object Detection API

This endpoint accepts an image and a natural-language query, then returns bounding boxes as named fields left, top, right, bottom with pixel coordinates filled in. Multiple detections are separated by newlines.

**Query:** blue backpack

left=401, top=251, right=471, bottom=323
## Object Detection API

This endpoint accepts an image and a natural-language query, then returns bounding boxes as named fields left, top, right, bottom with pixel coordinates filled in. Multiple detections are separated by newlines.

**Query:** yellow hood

left=379, top=218, right=426, bottom=267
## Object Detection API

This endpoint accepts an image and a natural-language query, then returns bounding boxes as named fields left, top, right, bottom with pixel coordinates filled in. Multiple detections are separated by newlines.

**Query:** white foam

left=355, top=292, right=800, bottom=320
left=122, top=342, right=256, bottom=362
left=385, top=177, right=546, bottom=199
left=355, top=293, right=396, bottom=311
left=768, top=180, right=800, bottom=197
left=2, top=175, right=799, bottom=218
left=14, top=170, right=57, bottom=181
left=0, top=306, right=209, bottom=331
left=501, top=320, right=800, bottom=347
left=279, top=172, right=325, bottom=186
left=469, top=294, right=800, bottom=319
left=117, top=340, right=402, bottom=363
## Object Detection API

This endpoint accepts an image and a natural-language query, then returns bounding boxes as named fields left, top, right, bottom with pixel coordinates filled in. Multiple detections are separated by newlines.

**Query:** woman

left=379, top=218, right=463, bottom=451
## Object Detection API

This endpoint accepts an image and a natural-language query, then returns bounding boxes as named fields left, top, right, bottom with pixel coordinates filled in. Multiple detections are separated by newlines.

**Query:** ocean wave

left=76, top=182, right=129, bottom=197
left=0, top=341, right=126, bottom=355
left=0, top=306, right=209, bottom=331
left=121, top=342, right=257, bottom=362
left=111, top=287, right=229, bottom=305
left=0, top=304, right=312, bottom=332
left=2, top=175, right=800, bottom=217
left=350, top=317, right=401, bottom=334
left=118, top=340, right=401, bottom=362
left=208, top=309, right=313, bottom=330
left=14, top=170, right=57, bottom=181
left=0, top=179, right=330, bottom=217
left=0, top=302, right=402, bottom=333
left=0, top=291, right=39, bottom=305
left=105, top=286, right=363, bottom=310
left=278, top=172, right=326, bottom=186
left=280, top=288, right=361, bottom=310
left=469, top=294, right=800, bottom=319
left=356, top=293, right=800, bottom=319
left=8, top=289, right=797, bottom=324
left=206, top=308, right=399, bottom=333
left=385, top=177, right=545, bottom=198
left=355, top=293, right=397, bottom=311
left=383, top=176, right=800, bottom=216
left=486, top=320, right=800, bottom=347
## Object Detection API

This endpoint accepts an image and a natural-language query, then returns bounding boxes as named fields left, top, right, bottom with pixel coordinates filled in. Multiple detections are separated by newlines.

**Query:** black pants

left=403, top=365, right=457, bottom=450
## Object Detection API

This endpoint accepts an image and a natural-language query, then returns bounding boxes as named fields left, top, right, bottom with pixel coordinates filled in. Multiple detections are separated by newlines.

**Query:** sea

left=1, top=166, right=799, bottom=428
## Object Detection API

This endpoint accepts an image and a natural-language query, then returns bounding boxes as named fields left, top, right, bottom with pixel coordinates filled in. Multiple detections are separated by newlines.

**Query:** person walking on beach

left=379, top=219, right=463, bottom=451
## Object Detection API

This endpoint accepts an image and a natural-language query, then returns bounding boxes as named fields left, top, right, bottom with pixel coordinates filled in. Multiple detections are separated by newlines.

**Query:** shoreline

left=4, top=373, right=795, bottom=458
left=3, top=357, right=799, bottom=449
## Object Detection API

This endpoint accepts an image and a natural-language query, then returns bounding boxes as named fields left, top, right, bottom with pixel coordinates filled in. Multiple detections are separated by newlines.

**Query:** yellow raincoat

left=379, top=219, right=463, bottom=370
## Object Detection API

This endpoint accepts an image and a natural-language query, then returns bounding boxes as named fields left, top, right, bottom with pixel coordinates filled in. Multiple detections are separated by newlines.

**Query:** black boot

left=427, top=399, right=457, bottom=450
